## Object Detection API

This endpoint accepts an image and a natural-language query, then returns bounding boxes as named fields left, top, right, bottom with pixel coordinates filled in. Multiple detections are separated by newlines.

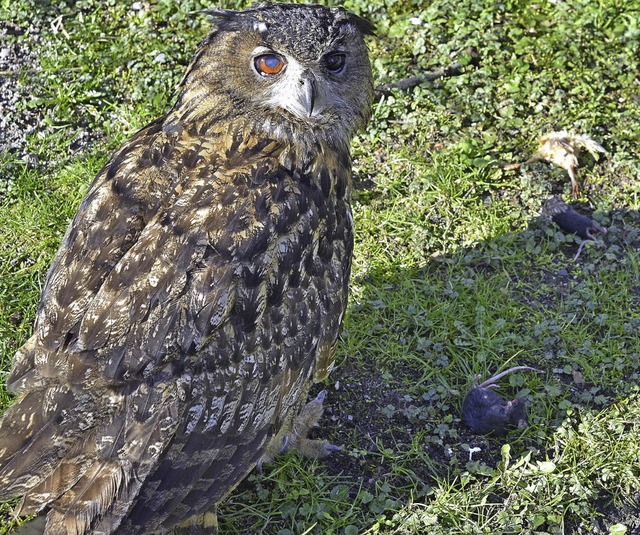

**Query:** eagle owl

left=0, top=3, right=374, bottom=534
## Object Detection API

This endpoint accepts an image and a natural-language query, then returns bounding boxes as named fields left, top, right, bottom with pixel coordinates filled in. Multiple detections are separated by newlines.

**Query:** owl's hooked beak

left=299, top=73, right=317, bottom=118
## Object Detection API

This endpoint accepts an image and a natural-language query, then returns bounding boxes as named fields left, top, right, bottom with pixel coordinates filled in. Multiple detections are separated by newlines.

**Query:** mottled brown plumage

left=0, top=4, right=374, bottom=533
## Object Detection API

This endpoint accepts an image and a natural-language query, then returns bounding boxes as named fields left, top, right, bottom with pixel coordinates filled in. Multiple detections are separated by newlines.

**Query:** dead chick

left=505, top=131, right=607, bottom=198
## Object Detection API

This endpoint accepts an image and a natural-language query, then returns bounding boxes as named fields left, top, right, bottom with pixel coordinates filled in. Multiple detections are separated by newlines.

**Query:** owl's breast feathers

left=0, top=119, right=354, bottom=532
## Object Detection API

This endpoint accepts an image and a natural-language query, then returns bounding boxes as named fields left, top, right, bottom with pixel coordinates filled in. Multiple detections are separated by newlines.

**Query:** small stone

left=23, top=153, right=39, bottom=166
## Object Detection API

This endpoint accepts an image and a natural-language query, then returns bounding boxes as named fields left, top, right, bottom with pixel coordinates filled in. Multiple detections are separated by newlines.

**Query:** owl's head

left=175, top=3, right=375, bottom=144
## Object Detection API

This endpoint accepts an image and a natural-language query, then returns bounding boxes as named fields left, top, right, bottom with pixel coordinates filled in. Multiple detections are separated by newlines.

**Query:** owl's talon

left=288, top=390, right=341, bottom=458
left=292, top=437, right=341, bottom=459
left=257, top=390, right=339, bottom=469
left=292, top=390, right=327, bottom=436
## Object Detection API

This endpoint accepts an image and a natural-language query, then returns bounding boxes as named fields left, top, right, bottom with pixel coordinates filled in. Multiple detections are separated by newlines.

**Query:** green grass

left=1, top=0, right=640, bottom=533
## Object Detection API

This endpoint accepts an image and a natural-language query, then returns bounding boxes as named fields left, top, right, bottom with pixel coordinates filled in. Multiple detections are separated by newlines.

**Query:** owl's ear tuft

left=205, top=7, right=272, bottom=35
left=330, top=8, right=376, bottom=37
left=348, top=14, right=376, bottom=37
left=205, top=8, right=246, bottom=32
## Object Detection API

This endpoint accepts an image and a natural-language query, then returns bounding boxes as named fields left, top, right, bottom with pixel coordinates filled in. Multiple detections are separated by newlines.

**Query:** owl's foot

left=288, top=390, right=341, bottom=458
left=175, top=507, right=218, bottom=535
left=257, top=390, right=340, bottom=471
left=291, top=436, right=342, bottom=458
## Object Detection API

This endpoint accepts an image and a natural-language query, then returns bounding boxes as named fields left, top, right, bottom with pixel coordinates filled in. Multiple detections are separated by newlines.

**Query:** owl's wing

left=0, top=133, right=350, bottom=532
left=0, top=121, right=170, bottom=503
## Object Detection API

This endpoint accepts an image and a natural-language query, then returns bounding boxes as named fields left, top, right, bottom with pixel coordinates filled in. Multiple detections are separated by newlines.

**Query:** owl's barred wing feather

left=7, top=118, right=169, bottom=393
left=30, top=387, right=180, bottom=535
left=0, top=386, right=102, bottom=498
left=0, top=120, right=187, bottom=504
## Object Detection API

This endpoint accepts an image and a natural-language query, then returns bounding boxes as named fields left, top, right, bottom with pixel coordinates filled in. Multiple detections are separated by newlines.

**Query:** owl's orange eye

left=254, top=54, right=285, bottom=76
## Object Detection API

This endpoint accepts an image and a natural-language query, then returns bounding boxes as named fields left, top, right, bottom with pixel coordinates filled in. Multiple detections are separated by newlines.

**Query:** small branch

left=374, top=49, right=480, bottom=99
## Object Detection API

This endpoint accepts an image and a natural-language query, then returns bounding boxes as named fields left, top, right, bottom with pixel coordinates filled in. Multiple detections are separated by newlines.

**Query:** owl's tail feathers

left=11, top=388, right=178, bottom=535
left=30, top=460, right=129, bottom=535
left=0, top=386, right=98, bottom=503
left=7, top=456, right=132, bottom=535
